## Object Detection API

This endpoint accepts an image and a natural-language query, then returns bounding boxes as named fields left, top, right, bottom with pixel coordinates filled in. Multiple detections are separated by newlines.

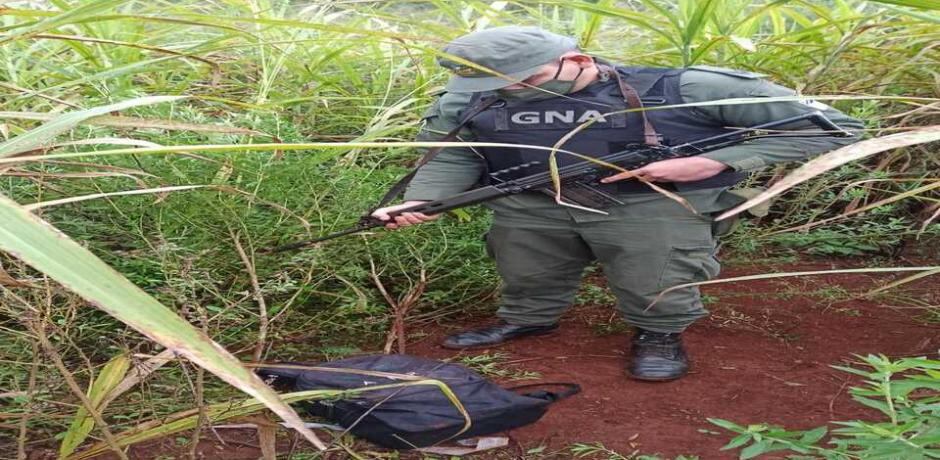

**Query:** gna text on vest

left=509, top=109, right=610, bottom=125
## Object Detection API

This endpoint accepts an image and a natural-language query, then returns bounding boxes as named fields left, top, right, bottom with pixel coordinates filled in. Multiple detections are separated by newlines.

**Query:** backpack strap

left=506, top=382, right=582, bottom=402
left=369, top=95, right=500, bottom=212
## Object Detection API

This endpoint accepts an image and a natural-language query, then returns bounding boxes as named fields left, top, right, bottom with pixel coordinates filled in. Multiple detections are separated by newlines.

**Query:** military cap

left=437, top=26, right=578, bottom=93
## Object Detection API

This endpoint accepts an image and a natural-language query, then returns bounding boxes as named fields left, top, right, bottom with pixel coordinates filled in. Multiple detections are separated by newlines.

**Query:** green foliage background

left=0, top=0, right=937, bottom=457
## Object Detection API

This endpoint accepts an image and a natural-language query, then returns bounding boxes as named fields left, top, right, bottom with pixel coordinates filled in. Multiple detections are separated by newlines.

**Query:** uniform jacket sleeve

left=679, top=69, right=865, bottom=172
left=402, top=92, right=487, bottom=201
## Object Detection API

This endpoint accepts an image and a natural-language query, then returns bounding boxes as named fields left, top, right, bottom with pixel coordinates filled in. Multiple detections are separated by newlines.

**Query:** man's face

left=501, top=53, right=593, bottom=90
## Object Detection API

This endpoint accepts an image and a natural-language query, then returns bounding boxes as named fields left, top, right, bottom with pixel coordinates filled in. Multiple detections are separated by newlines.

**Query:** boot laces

left=635, top=330, right=680, bottom=344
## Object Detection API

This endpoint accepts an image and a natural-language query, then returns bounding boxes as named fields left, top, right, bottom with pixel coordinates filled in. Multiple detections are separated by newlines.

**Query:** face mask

left=498, top=58, right=584, bottom=101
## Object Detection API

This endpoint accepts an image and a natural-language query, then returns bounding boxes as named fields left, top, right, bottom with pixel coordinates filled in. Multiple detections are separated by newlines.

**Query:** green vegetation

left=0, top=0, right=937, bottom=458
left=711, top=355, right=940, bottom=459
left=454, top=352, right=543, bottom=381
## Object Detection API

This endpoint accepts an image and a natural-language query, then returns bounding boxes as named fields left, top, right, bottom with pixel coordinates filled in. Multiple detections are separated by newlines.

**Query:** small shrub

left=711, top=354, right=940, bottom=459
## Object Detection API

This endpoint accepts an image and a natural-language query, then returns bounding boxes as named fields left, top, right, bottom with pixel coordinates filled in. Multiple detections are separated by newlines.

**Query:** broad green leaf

left=59, top=353, right=131, bottom=458
left=851, top=395, right=893, bottom=414
left=902, top=359, right=940, bottom=370
left=799, top=426, right=828, bottom=445
left=831, top=364, right=879, bottom=378
left=0, top=193, right=325, bottom=450
left=710, top=417, right=746, bottom=432
left=723, top=433, right=753, bottom=450
left=890, top=378, right=940, bottom=397
left=740, top=440, right=771, bottom=459
left=0, top=96, right=185, bottom=158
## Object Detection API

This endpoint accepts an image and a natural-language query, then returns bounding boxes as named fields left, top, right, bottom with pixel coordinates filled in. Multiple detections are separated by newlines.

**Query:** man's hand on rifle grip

left=371, top=200, right=440, bottom=229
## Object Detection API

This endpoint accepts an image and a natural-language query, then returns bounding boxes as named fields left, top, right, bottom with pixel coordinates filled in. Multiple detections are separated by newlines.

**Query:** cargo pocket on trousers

left=657, top=245, right=721, bottom=289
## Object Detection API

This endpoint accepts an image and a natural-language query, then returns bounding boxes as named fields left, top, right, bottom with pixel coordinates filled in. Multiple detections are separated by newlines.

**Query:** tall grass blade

left=0, top=0, right=131, bottom=44
left=69, top=379, right=467, bottom=459
left=648, top=267, right=939, bottom=309
left=0, top=112, right=269, bottom=136
left=682, top=0, right=720, bottom=53
left=21, top=33, right=221, bottom=73
left=717, top=126, right=940, bottom=221
left=547, top=0, right=678, bottom=46
left=869, top=0, right=940, bottom=9
left=0, top=193, right=326, bottom=449
left=577, top=0, right=614, bottom=47
left=0, top=141, right=585, bottom=164
left=882, top=4, right=940, bottom=21
left=58, top=353, right=131, bottom=459
left=864, top=267, right=940, bottom=297
left=23, top=185, right=206, bottom=211
left=100, top=349, right=177, bottom=409
left=766, top=180, right=940, bottom=234
left=0, top=96, right=185, bottom=158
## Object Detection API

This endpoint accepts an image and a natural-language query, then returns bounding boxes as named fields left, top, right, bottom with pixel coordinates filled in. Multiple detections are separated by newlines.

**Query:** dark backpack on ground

left=257, top=354, right=579, bottom=449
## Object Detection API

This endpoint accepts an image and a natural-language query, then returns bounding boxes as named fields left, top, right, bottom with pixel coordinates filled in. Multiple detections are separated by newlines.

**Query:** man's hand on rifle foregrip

left=371, top=200, right=441, bottom=229
left=600, top=156, right=729, bottom=184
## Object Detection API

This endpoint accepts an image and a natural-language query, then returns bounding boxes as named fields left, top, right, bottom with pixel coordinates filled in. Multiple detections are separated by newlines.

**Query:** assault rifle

left=272, top=111, right=851, bottom=252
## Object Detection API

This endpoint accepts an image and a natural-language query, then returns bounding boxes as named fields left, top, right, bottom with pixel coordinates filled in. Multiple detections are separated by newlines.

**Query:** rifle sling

left=604, top=64, right=661, bottom=146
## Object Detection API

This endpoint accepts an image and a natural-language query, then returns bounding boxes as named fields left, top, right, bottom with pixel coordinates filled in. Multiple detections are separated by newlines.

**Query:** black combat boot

left=627, top=328, right=689, bottom=381
left=441, top=322, right=559, bottom=349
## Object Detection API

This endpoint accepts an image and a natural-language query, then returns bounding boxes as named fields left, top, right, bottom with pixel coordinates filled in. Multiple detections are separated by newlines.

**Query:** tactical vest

left=460, top=66, right=746, bottom=193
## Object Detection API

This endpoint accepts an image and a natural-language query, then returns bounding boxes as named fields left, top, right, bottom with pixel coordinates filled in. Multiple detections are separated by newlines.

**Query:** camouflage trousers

left=484, top=195, right=721, bottom=333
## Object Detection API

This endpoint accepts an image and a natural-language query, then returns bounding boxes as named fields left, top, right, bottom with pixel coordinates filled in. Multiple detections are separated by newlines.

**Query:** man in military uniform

left=372, top=26, right=863, bottom=381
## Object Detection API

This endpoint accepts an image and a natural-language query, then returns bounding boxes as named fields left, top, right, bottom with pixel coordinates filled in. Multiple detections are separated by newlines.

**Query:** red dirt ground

left=403, top=260, right=938, bottom=458
left=64, top=256, right=938, bottom=460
